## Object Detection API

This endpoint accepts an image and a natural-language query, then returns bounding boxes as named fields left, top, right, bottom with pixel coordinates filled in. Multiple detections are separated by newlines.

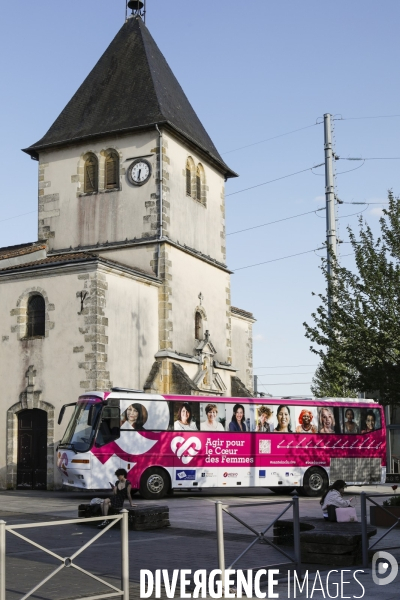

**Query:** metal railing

left=361, top=492, right=400, bottom=568
left=215, top=496, right=301, bottom=581
left=0, top=510, right=129, bottom=600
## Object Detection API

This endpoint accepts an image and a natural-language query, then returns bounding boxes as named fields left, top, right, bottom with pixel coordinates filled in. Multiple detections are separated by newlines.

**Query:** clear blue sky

left=1, top=1, right=399, bottom=396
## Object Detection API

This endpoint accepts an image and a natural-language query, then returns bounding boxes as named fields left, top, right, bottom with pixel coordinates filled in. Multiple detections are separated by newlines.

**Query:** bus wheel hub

left=147, top=474, right=164, bottom=493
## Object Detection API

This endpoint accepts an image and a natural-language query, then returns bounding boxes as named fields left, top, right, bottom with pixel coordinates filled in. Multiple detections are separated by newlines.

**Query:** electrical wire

left=233, top=246, right=324, bottom=271
left=341, top=201, right=389, bottom=205
left=227, top=207, right=325, bottom=236
left=260, top=382, right=312, bottom=386
left=342, top=157, right=400, bottom=161
left=256, top=372, right=315, bottom=376
left=0, top=210, right=37, bottom=224
left=254, top=364, right=318, bottom=369
left=335, top=114, right=400, bottom=121
left=226, top=163, right=324, bottom=197
left=221, top=123, right=320, bottom=155
left=335, top=161, right=365, bottom=175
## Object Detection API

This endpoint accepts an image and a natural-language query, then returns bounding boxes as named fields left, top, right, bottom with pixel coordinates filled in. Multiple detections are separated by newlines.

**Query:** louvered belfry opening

left=84, top=154, right=98, bottom=193
left=27, top=295, right=45, bottom=338
left=105, top=152, right=119, bottom=189
left=196, top=172, right=201, bottom=202
left=186, top=166, right=192, bottom=197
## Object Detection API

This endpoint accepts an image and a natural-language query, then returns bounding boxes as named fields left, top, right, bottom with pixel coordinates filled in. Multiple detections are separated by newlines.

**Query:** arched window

left=195, top=311, right=203, bottom=340
left=186, top=157, right=195, bottom=197
left=186, top=164, right=192, bottom=196
left=105, top=152, right=119, bottom=189
left=84, top=154, right=98, bottom=193
left=196, top=165, right=202, bottom=202
left=27, top=295, right=45, bottom=338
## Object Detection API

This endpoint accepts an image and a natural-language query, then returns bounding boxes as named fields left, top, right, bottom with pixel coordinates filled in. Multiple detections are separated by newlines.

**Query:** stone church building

left=0, top=10, right=255, bottom=489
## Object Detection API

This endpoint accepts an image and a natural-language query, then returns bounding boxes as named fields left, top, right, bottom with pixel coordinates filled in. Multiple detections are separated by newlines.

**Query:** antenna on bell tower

left=126, top=0, right=146, bottom=23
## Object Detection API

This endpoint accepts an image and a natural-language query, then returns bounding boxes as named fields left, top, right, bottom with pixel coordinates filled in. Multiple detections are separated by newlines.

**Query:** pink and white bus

left=57, top=389, right=386, bottom=499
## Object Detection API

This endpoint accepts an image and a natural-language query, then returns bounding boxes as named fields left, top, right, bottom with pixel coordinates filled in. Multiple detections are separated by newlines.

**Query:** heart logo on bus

left=171, top=436, right=201, bottom=464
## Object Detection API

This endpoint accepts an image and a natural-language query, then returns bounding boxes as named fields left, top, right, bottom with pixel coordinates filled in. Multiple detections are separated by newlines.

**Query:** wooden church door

left=17, top=409, right=47, bottom=490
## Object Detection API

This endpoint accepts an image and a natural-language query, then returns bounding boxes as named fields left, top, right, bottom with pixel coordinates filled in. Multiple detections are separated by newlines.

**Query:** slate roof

left=231, top=306, right=255, bottom=320
left=23, top=16, right=236, bottom=179
left=0, top=242, right=43, bottom=259
left=0, top=252, right=158, bottom=281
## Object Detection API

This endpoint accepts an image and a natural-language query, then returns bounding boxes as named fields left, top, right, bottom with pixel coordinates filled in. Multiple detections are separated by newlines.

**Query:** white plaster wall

left=0, top=268, right=97, bottom=488
left=168, top=246, right=230, bottom=360
left=105, top=271, right=159, bottom=389
left=164, top=133, right=226, bottom=264
left=231, top=314, right=253, bottom=391
left=97, top=244, right=156, bottom=275
left=38, top=130, right=159, bottom=251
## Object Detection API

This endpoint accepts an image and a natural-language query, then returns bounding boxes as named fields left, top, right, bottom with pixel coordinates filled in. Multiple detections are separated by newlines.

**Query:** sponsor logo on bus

left=176, top=470, right=196, bottom=481
left=223, top=472, right=238, bottom=478
left=171, top=436, right=202, bottom=464
left=201, top=472, right=216, bottom=478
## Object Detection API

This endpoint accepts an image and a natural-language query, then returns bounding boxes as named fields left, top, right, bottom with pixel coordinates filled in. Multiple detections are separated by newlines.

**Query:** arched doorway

left=17, top=409, right=47, bottom=489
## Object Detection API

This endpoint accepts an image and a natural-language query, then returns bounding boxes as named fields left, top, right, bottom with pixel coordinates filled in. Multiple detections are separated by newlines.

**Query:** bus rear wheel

left=300, top=467, right=328, bottom=497
left=140, top=467, right=169, bottom=500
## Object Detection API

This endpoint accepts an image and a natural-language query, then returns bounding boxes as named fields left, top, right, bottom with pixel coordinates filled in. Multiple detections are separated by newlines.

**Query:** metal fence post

left=120, top=510, right=129, bottom=600
left=360, top=493, right=368, bottom=568
left=215, top=501, right=225, bottom=584
left=292, top=495, right=302, bottom=578
left=0, top=520, right=6, bottom=600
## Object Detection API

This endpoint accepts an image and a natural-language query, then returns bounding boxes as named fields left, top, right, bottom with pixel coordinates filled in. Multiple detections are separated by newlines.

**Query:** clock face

left=127, top=159, right=151, bottom=186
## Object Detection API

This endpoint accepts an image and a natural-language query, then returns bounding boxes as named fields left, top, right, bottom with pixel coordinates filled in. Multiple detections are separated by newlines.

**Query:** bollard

left=120, top=510, right=129, bottom=600
left=0, top=521, right=5, bottom=600
left=215, top=501, right=225, bottom=585
left=360, top=493, right=368, bottom=568
left=292, top=495, right=302, bottom=579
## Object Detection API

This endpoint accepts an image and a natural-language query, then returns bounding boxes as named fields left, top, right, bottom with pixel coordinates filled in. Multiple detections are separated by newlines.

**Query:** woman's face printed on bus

left=126, top=405, right=138, bottom=424
left=321, top=409, right=333, bottom=428
left=207, top=408, right=218, bottom=422
left=365, top=414, right=375, bottom=430
left=180, top=406, right=190, bottom=424
left=277, top=407, right=290, bottom=429
left=235, top=407, right=244, bottom=423
left=301, top=411, right=312, bottom=426
left=345, top=409, right=354, bottom=422
left=259, top=412, right=267, bottom=424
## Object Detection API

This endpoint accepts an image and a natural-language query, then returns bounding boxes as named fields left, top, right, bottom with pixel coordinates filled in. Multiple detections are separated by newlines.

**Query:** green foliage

left=304, top=192, right=400, bottom=405
left=383, top=495, right=400, bottom=507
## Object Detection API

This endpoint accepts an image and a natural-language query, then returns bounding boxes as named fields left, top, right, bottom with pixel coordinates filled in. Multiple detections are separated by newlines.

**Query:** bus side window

left=360, top=408, right=381, bottom=433
left=95, top=407, right=120, bottom=447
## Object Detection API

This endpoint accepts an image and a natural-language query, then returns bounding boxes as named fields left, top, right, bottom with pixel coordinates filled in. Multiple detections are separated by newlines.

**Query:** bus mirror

left=58, top=406, right=66, bottom=425
left=58, top=402, right=76, bottom=425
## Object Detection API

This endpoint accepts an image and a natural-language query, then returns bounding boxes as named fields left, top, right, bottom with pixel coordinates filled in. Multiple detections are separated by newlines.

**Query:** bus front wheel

left=140, top=467, right=169, bottom=500
left=300, top=467, right=328, bottom=497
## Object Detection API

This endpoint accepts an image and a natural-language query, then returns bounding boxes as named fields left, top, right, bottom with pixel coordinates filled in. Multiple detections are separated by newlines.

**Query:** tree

left=304, top=191, right=400, bottom=405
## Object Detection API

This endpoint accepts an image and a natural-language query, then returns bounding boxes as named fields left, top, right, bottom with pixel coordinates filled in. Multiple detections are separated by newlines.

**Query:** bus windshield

left=59, top=399, right=102, bottom=452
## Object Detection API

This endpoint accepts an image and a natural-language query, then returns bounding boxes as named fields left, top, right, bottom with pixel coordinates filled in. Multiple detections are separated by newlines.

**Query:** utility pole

left=324, top=113, right=337, bottom=314
left=253, top=375, right=258, bottom=396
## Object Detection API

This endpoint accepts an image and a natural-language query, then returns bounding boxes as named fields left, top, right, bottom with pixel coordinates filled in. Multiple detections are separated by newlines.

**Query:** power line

left=342, top=157, right=400, bottom=161
left=336, top=114, right=400, bottom=121
left=226, top=163, right=324, bottom=197
left=256, top=372, right=315, bottom=376
left=221, top=123, right=320, bottom=155
left=233, top=246, right=324, bottom=272
left=341, top=201, right=389, bottom=205
left=254, top=364, right=318, bottom=369
left=261, top=382, right=312, bottom=386
left=0, top=210, right=37, bottom=224
left=227, top=208, right=325, bottom=236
